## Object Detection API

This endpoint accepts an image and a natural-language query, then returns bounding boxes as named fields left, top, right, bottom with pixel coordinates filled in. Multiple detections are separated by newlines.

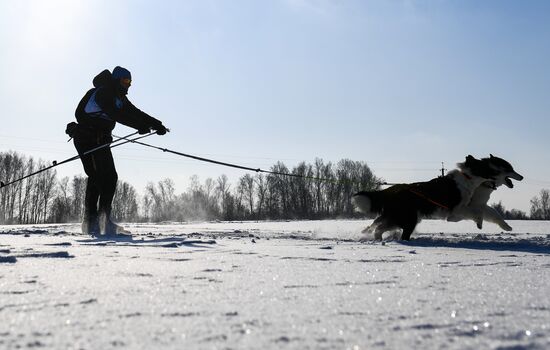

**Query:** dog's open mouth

left=505, top=172, right=524, bottom=188
left=505, top=177, right=514, bottom=188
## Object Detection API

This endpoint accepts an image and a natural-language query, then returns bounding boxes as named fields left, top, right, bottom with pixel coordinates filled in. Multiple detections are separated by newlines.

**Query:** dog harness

left=407, top=188, right=450, bottom=210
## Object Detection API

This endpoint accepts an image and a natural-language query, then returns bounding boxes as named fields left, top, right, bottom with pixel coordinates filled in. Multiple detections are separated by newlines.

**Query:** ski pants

left=74, top=133, right=118, bottom=219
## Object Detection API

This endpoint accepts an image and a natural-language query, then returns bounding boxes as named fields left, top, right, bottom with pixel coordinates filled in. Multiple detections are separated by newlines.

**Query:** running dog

left=352, top=155, right=511, bottom=240
left=447, top=154, right=523, bottom=231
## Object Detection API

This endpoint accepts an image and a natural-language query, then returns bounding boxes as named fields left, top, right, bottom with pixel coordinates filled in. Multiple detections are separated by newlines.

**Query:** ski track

left=0, top=220, right=549, bottom=349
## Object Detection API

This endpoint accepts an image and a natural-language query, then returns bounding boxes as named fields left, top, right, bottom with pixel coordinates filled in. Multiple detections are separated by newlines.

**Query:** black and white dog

left=352, top=155, right=522, bottom=240
left=447, top=154, right=523, bottom=231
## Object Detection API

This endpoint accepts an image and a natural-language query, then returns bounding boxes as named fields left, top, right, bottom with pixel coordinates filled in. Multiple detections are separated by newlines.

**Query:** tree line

left=1, top=150, right=550, bottom=224
left=130, top=158, right=382, bottom=222
left=0, top=151, right=381, bottom=223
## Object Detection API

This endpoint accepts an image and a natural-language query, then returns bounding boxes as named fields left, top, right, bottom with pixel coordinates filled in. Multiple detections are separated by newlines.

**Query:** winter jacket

left=75, top=70, right=164, bottom=136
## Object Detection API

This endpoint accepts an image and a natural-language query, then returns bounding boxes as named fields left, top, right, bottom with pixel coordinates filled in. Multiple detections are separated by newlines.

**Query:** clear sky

left=1, top=0, right=549, bottom=212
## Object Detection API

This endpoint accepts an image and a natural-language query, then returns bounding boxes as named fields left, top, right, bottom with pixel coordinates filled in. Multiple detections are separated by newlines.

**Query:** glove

left=65, top=122, right=79, bottom=138
left=154, top=124, right=168, bottom=135
left=138, top=127, right=151, bottom=135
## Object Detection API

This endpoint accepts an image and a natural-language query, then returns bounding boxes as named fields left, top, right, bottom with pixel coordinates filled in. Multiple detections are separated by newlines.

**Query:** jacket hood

left=92, top=69, right=113, bottom=88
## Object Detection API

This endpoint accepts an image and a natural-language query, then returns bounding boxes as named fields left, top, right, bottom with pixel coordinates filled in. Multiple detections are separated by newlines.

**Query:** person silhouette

left=72, top=66, right=167, bottom=235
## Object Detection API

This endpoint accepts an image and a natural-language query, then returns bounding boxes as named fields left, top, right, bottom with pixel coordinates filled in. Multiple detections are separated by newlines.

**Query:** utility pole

left=440, top=162, right=446, bottom=177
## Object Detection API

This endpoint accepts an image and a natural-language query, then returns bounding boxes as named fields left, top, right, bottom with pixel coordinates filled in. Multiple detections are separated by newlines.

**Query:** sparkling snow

left=1, top=220, right=549, bottom=349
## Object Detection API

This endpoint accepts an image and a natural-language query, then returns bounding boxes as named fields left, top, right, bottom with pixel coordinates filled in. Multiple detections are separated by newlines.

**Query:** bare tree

left=71, top=175, right=87, bottom=220
left=143, top=178, right=177, bottom=222
left=238, top=174, right=255, bottom=218
left=255, top=174, right=266, bottom=218
left=530, top=189, right=550, bottom=220
left=112, top=180, right=139, bottom=221
left=48, top=177, right=71, bottom=223
left=0, top=151, right=25, bottom=223
left=216, top=175, right=232, bottom=219
left=37, top=162, right=57, bottom=223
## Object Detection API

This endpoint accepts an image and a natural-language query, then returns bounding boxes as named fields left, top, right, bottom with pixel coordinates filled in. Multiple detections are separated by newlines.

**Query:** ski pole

left=0, top=131, right=155, bottom=189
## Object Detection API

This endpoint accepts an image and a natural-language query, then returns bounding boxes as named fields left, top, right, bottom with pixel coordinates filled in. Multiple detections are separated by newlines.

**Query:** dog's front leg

left=362, top=216, right=384, bottom=234
left=359, top=221, right=378, bottom=241
left=475, top=218, right=483, bottom=230
left=483, top=205, right=512, bottom=231
left=470, top=208, right=485, bottom=229
left=373, top=223, right=392, bottom=240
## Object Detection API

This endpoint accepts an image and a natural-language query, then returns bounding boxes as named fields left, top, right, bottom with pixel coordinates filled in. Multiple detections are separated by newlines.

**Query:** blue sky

left=1, top=0, right=549, bottom=212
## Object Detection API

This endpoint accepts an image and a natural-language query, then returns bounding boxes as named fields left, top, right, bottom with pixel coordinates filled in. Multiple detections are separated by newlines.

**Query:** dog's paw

left=501, top=223, right=513, bottom=231
left=358, top=235, right=373, bottom=242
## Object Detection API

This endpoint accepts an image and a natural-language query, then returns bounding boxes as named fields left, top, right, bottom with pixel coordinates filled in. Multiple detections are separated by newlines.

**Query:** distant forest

left=1, top=150, right=549, bottom=224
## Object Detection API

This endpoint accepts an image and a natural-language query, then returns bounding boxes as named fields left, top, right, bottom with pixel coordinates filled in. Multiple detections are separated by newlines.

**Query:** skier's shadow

left=77, top=235, right=216, bottom=249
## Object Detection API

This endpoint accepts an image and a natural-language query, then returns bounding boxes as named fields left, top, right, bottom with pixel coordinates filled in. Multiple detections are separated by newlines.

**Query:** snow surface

left=1, top=219, right=549, bottom=349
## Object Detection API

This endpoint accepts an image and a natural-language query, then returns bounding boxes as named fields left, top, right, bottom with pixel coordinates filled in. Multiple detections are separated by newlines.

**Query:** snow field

left=1, top=220, right=549, bottom=349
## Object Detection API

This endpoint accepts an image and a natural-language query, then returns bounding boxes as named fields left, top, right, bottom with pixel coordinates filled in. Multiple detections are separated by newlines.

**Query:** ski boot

left=82, top=215, right=100, bottom=236
left=99, top=213, right=130, bottom=236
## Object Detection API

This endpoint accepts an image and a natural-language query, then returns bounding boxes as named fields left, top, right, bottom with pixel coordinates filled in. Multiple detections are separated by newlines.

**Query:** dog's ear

left=466, top=155, right=475, bottom=161
left=490, top=154, right=494, bottom=158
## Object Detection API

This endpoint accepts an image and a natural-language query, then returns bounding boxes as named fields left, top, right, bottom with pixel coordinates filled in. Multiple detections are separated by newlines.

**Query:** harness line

left=112, top=134, right=379, bottom=188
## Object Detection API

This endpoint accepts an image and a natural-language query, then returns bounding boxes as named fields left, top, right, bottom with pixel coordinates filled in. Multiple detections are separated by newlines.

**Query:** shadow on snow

left=400, top=235, right=550, bottom=255
left=76, top=235, right=216, bottom=249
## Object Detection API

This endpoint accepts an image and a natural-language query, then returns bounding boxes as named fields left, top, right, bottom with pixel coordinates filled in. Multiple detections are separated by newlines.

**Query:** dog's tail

left=352, top=191, right=377, bottom=214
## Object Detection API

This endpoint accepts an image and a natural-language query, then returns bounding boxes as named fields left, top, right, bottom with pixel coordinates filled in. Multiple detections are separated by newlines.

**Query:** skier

left=71, top=66, right=167, bottom=235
